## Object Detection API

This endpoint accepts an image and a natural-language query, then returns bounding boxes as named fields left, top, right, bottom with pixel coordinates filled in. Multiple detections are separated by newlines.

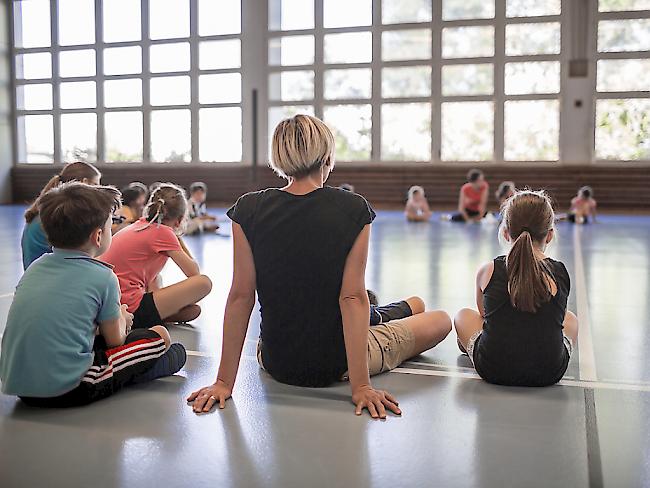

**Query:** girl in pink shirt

left=101, top=183, right=212, bottom=329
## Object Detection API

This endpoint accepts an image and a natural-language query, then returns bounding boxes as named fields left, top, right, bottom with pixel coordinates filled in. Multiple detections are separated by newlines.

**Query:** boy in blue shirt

left=0, top=182, right=186, bottom=407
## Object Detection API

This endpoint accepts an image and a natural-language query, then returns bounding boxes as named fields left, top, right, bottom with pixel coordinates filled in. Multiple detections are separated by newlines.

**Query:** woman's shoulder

left=323, top=187, right=375, bottom=219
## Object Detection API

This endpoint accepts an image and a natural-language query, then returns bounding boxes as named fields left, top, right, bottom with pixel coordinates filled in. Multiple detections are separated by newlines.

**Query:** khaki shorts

left=257, top=319, right=416, bottom=379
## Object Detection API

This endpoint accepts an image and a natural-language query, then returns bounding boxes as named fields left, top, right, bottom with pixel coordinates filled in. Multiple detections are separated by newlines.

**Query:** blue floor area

left=1, top=205, right=649, bottom=487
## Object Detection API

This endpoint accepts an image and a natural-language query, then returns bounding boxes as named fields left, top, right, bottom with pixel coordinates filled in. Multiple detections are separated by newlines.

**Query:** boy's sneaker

left=132, top=343, right=187, bottom=384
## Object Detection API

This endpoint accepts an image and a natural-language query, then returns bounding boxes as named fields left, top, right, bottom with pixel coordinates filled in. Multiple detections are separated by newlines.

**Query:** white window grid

left=266, top=0, right=563, bottom=164
left=12, top=0, right=244, bottom=164
left=593, top=3, right=650, bottom=163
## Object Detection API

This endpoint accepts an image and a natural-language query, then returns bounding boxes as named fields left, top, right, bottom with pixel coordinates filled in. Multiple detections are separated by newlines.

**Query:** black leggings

left=450, top=209, right=482, bottom=222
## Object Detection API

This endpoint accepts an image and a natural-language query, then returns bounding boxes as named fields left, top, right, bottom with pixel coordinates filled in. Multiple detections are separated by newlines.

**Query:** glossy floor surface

left=1, top=205, right=649, bottom=488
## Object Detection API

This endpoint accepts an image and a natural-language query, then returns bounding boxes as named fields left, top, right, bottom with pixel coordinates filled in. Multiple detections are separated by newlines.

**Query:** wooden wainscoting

left=11, top=163, right=650, bottom=210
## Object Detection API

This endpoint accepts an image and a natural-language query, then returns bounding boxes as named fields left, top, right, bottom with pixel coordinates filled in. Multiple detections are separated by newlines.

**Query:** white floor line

left=392, top=367, right=650, bottom=393
left=402, top=360, right=476, bottom=373
left=0, top=293, right=13, bottom=299
left=573, top=225, right=598, bottom=382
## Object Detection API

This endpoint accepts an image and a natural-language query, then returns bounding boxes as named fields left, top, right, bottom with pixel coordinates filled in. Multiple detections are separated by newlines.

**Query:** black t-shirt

left=227, top=187, right=376, bottom=387
left=475, top=256, right=571, bottom=386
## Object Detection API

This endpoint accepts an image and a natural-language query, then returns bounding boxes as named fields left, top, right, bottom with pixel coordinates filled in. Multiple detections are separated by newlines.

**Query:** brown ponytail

left=501, top=190, right=555, bottom=313
left=24, top=162, right=101, bottom=223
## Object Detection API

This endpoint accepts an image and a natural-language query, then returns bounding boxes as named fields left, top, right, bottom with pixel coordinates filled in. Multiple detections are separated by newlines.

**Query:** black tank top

left=474, top=256, right=571, bottom=386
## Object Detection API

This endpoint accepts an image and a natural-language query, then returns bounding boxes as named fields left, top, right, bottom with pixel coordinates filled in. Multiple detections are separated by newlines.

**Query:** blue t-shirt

left=0, top=249, right=122, bottom=398
left=21, top=216, right=52, bottom=270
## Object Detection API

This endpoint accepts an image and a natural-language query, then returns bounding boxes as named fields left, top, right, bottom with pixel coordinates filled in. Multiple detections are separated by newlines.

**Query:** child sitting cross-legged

left=0, top=182, right=186, bottom=407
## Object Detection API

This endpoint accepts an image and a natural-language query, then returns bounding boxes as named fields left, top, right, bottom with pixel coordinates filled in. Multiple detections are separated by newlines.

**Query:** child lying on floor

left=0, top=182, right=186, bottom=407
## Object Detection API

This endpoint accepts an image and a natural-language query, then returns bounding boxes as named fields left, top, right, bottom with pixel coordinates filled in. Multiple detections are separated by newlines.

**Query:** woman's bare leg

left=152, top=275, right=212, bottom=320
left=454, top=308, right=483, bottom=353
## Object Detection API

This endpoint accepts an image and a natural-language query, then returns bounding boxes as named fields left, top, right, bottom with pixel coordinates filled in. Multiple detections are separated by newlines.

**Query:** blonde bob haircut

left=270, top=114, right=335, bottom=179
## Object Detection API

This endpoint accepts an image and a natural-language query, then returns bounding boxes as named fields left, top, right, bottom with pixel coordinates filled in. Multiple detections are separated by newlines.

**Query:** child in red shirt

left=568, top=186, right=597, bottom=224
left=447, top=169, right=489, bottom=222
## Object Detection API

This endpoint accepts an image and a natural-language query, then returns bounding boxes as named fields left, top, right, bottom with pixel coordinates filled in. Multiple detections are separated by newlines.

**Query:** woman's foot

left=164, top=304, right=201, bottom=324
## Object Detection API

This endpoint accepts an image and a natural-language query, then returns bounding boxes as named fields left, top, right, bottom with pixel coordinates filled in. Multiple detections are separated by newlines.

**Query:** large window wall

left=13, top=0, right=243, bottom=163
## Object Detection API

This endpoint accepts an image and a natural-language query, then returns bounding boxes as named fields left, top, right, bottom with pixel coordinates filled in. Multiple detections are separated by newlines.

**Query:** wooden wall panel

left=11, top=164, right=650, bottom=210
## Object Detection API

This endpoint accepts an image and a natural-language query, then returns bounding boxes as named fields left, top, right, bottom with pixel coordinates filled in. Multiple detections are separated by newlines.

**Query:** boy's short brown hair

left=39, top=182, right=122, bottom=248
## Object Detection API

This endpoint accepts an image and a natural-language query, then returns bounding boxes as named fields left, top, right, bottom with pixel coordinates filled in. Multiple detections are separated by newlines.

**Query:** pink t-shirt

left=101, top=218, right=182, bottom=312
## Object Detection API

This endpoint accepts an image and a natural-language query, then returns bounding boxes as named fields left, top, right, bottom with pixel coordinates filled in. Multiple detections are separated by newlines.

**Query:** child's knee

left=454, top=308, right=476, bottom=328
left=150, top=325, right=171, bottom=349
left=406, top=296, right=425, bottom=314
left=197, top=274, right=212, bottom=295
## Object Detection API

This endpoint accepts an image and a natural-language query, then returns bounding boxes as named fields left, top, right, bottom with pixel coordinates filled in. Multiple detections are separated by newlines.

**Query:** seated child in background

left=101, top=183, right=212, bottom=328
left=447, top=169, right=489, bottom=223
left=568, top=186, right=597, bottom=224
left=454, top=190, right=578, bottom=387
left=0, top=182, right=186, bottom=408
left=22, top=161, right=101, bottom=270
left=112, top=182, right=148, bottom=234
left=495, top=181, right=516, bottom=207
left=339, top=183, right=355, bottom=192
left=405, top=186, right=432, bottom=222
left=186, top=182, right=219, bottom=235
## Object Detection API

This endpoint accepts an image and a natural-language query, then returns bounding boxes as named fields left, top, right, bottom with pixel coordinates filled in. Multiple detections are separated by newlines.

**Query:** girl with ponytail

left=454, top=190, right=579, bottom=386
left=22, top=162, right=101, bottom=269
left=100, top=183, right=212, bottom=330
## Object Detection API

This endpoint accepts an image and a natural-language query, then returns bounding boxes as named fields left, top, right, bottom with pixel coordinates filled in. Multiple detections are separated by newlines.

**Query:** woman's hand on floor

left=187, top=380, right=232, bottom=413
left=352, top=385, right=401, bottom=419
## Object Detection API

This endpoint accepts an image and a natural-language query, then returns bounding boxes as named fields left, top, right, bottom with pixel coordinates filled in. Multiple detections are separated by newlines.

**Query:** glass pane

left=105, top=112, right=143, bottom=162
left=268, top=105, right=315, bottom=149
left=13, top=0, right=50, bottom=48
left=506, top=23, right=561, bottom=56
left=58, top=0, right=95, bottom=46
left=60, top=81, right=96, bottom=109
left=269, top=36, right=314, bottom=66
left=382, top=66, right=431, bottom=98
left=104, top=0, right=141, bottom=42
left=104, top=79, right=143, bottom=107
left=269, top=0, right=314, bottom=30
left=324, top=68, right=371, bottom=100
left=200, top=39, right=241, bottom=69
left=59, top=49, right=96, bottom=78
left=441, top=102, right=493, bottom=161
left=200, top=73, right=242, bottom=104
left=504, top=100, right=559, bottom=160
left=599, top=0, right=650, bottom=11
left=150, top=76, right=190, bottom=106
left=199, top=108, right=242, bottom=161
left=17, top=84, right=52, bottom=110
left=598, top=19, right=650, bottom=52
left=597, top=59, right=650, bottom=92
left=324, top=32, right=372, bottom=64
left=199, top=0, right=241, bottom=35
left=443, top=0, right=494, bottom=20
left=16, top=53, right=51, bottom=79
left=323, top=105, right=372, bottom=161
left=442, top=64, right=493, bottom=96
left=104, top=46, right=142, bottom=75
left=269, top=71, right=314, bottom=101
left=506, top=0, right=561, bottom=17
left=382, top=0, right=432, bottom=24
left=61, top=113, right=96, bottom=162
left=324, top=0, right=371, bottom=27
left=150, top=0, right=189, bottom=40
left=504, top=61, right=560, bottom=95
left=596, top=99, right=650, bottom=160
left=18, top=115, right=53, bottom=163
left=442, top=27, right=495, bottom=59
left=150, top=43, right=190, bottom=73
left=151, top=109, right=191, bottom=162
left=381, top=103, right=431, bottom=161
left=382, top=30, right=431, bottom=61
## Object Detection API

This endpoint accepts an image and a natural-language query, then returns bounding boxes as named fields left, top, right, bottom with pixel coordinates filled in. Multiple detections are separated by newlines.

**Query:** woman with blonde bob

left=188, top=114, right=451, bottom=418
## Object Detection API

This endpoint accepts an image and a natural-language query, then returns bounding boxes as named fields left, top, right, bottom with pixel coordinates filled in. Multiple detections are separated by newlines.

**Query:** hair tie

left=521, top=227, right=532, bottom=235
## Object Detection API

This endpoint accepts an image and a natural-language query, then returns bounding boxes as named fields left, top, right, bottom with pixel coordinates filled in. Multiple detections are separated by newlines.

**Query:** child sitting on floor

left=0, top=182, right=186, bottom=407
left=112, top=182, right=148, bottom=234
left=405, top=186, right=432, bottom=222
left=186, top=182, right=219, bottom=235
left=495, top=181, right=516, bottom=207
left=445, top=169, right=489, bottom=223
left=454, top=190, right=578, bottom=387
left=101, top=183, right=212, bottom=328
left=22, top=161, right=101, bottom=269
left=568, top=186, right=597, bottom=224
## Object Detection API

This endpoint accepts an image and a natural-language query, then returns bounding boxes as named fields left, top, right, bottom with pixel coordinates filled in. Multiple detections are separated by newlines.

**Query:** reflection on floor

left=1, top=205, right=649, bottom=488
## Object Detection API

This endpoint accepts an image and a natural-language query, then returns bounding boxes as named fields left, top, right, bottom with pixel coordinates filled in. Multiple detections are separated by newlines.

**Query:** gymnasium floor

left=0, top=205, right=649, bottom=488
